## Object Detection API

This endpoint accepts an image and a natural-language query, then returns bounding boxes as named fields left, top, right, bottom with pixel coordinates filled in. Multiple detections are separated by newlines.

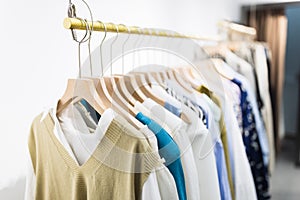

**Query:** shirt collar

left=142, top=98, right=187, bottom=135
left=41, top=100, right=116, bottom=140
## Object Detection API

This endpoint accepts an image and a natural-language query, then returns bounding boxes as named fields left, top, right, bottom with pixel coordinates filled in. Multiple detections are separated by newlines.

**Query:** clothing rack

left=217, top=20, right=257, bottom=37
left=63, top=17, right=221, bottom=41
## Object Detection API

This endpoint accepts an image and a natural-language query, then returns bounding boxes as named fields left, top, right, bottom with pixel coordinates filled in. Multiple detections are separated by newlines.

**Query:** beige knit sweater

left=28, top=113, right=160, bottom=200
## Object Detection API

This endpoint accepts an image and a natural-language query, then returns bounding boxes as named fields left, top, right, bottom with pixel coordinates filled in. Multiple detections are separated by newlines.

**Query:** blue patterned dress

left=231, top=78, right=270, bottom=200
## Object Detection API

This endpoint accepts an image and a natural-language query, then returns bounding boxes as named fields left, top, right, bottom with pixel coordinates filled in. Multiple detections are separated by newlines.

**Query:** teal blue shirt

left=136, top=112, right=187, bottom=200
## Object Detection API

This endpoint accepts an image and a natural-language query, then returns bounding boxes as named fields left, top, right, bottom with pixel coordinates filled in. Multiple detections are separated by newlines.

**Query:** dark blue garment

left=136, top=112, right=187, bottom=200
left=80, top=99, right=101, bottom=122
left=231, top=78, right=270, bottom=200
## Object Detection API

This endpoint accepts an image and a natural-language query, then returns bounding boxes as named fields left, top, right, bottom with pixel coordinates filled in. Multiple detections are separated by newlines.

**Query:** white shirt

left=139, top=126, right=179, bottom=200
left=59, top=104, right=115, bottom=165
left=150, top=85, right=222, bottom=200
left=220, top=62, right=270, bottom=168
left=140, top=98, right=201, bottom=200
left=225, top=48, right=257, bottom=98
left=159, top=67, right=256, bottom=200
left=25, top=103, right=178, bottom=200
left=181, top=101, right=222, bottom=200
left=253, top=43, right=275, bottom=174
left=222, top=80, right=258, bottom=200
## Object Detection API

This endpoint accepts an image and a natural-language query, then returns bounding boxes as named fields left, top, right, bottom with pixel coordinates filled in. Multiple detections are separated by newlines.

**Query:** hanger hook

left=99, top=21, right=107, bottom=77
left=122, top=24, right=131, bottom=74
left=80, top=0, right=93, bottom=23
left=80, top=0, right=94, bottom=77
left=68, top=1, right=77, bottom=41
left=67, top=0, right=93, bottom=42
left=84, top=18, right=94, bottom=77
left=77, top=18, right=90, bottom=78
left=110, top=23, right=119, bottom=76
left=67, top=0, right=94, bottom=78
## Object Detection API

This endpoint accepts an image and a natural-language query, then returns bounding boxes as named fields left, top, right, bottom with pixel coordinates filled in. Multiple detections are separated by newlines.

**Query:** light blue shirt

left=165, top=96, right=232, bottom=200
left=164, top=101, right=182, bottom=117
left=215, top=141, right=232, bottom=200
left=195, top=97, right=232, bottom=200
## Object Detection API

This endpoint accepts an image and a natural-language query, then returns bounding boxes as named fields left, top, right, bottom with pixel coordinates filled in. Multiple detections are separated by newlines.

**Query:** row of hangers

left=58, top=0, right=256, bottom=129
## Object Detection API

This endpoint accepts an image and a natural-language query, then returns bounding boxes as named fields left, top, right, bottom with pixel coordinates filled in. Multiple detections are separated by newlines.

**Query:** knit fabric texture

left=28, top=113, right=160, bottom=200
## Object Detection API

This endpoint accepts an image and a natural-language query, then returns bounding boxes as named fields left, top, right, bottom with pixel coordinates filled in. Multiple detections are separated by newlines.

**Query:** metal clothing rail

left=63, top=17, right=222, bottom=41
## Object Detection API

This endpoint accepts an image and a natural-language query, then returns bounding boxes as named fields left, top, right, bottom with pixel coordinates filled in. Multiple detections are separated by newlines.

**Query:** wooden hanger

left=149, top=72, right=163, bottom=86
left=133, top=73, right=165, bottom=106
left=110, top=25, right=139, bottom=107
left=89, top=78, right=112, bottom=108
left=113, top=75, right=137, bottom=106
left=158, top=69, right=195, bottom=95
left=188, top=66, right=198, bottom=79
left=176, top=67, right=201, bottom=89
left=118, top=74, right=147, bottom=102
left=146, top=71, right=192, bottom=124
left=98, top=76, right=143, bottom=129
left=57, top=78, right=105, bottom=116
left=57, top=19, right=106, bottom=117
left=203, top=44, right=227, bottom=57
left=102, top=30, right=143, bottom=127
left=210, top=58, right=233, bottom=80
left=170, top=69, right=194, bottom=93
left=158, top=70, right=169, bottom=83
left=92, top=75, right=143, bottom=129
left=105, top=76, right=139, bottom=117
left=177, top=68, right=197, bottom=89
left=84, top=22, right=143, bottom=129
left=136, top=72, right=192, bottom=124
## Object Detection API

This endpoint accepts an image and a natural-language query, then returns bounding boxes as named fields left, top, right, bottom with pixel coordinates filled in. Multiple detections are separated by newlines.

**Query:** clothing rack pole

left=217, top=20, right=257, bottom=37
left=63, top=17, right=221, bottom=41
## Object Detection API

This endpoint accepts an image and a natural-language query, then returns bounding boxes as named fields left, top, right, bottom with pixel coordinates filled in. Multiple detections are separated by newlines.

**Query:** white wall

left=0, top=0, right=244, bottom=198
